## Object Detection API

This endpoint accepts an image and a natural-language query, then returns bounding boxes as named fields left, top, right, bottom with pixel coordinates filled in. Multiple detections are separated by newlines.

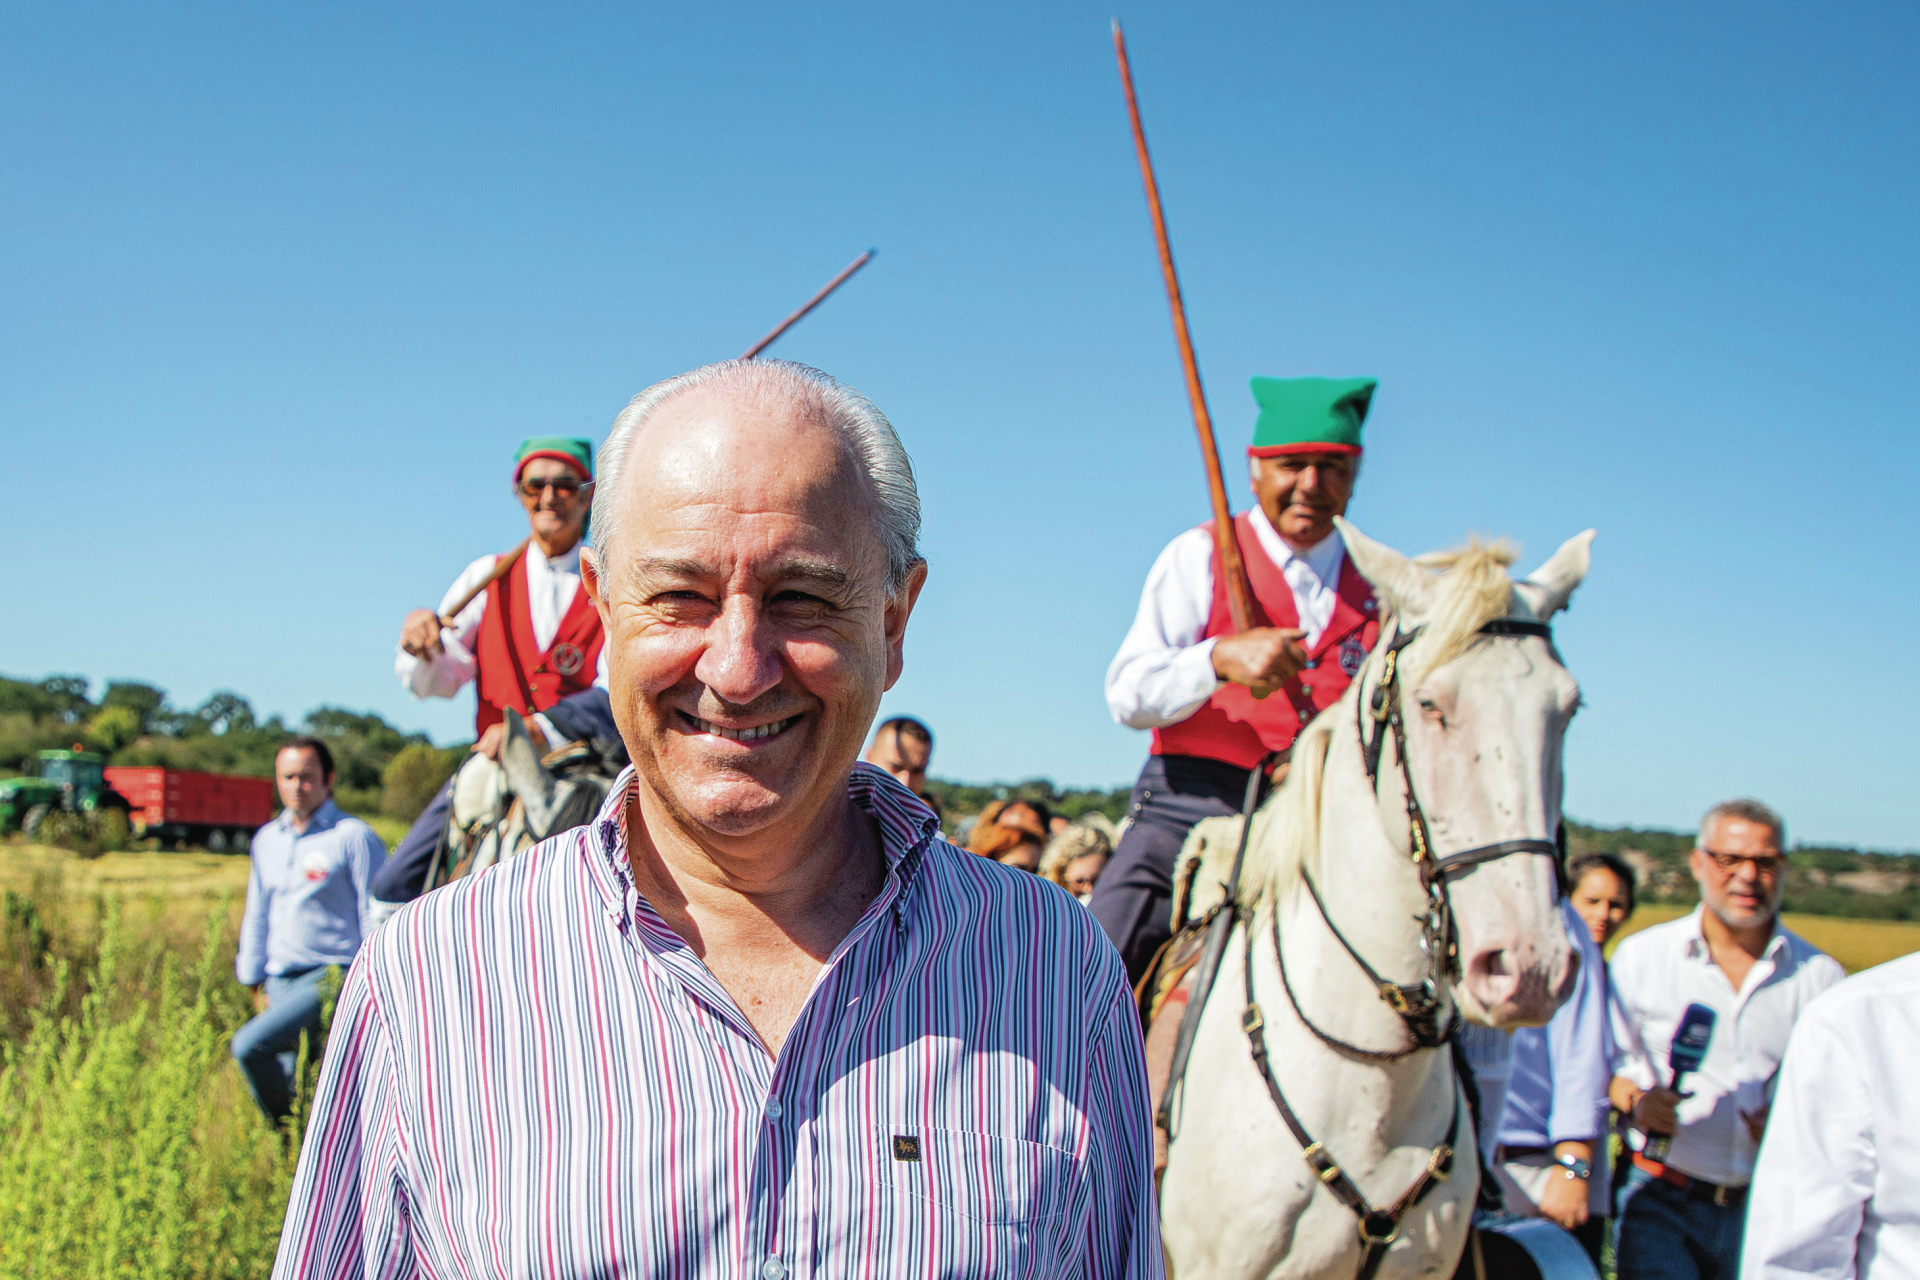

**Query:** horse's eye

left=1417, top=698, right=1442, bottom=717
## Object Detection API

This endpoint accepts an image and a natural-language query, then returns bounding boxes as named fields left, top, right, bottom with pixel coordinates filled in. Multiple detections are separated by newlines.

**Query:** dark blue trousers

left=1615, top=1165, right=1747, bottom=1280
left=1086, top=754, right=1252, bottom=987
left=370, top=777, right=454, bottom=906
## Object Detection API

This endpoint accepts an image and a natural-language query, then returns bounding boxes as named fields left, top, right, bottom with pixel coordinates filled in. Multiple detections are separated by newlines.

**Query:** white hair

left=1699, top=798, right=1785, bottom=850
left=588, top=359, right=924, bottom=594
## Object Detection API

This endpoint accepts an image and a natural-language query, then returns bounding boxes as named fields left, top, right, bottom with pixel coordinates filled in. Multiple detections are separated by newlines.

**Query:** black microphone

left=1646, top=1002, right=1715, bottom=1161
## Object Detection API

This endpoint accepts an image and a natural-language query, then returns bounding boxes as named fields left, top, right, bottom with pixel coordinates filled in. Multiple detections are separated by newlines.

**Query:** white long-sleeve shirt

left=1609, top=907, right=1845, bottom=1186
left=395, top=543, right=607, bottom=737
left=1741, top=952, right=1920, bottom=1280
left=1105, top=509, right=1346, bottom=730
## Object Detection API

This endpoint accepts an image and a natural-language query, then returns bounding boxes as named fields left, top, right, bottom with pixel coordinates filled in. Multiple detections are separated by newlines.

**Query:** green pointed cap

left=514, top=436, right=594, bottom=480
left=1248, top=376, right=1377, bottom=457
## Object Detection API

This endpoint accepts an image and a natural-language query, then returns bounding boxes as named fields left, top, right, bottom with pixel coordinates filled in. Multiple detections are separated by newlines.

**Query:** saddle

left=1135, top=812, right=1248, bottom=1179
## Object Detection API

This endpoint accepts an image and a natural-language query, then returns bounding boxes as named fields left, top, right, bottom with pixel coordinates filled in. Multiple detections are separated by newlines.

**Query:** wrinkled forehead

left=613, top=384, right=885, bottom=574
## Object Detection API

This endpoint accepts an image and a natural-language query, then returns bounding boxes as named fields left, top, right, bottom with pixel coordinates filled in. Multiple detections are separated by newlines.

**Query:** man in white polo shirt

left=1608, top=798, right=1845, bottom=1280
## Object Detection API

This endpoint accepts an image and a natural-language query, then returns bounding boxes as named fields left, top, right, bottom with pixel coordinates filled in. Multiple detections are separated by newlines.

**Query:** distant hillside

left=1568, top=820, right=1919, bottom=920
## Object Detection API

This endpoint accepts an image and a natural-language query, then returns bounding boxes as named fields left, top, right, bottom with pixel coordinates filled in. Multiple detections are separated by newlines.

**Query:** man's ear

left=882, top=561, right=930, bottom=691
left=581, top=547, right=605, bottom=607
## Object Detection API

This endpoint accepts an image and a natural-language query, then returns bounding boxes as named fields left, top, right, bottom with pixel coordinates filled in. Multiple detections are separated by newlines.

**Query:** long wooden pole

left=439, top=538, right=528, bottom=629
left=740, top=249, right=876, bottom=359
left=1111, top=21, right=1258, bottom=634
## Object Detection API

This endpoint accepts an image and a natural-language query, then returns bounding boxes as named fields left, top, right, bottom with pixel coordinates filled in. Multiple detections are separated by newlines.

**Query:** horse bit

left=1238, top=616, right=1565, bottom=1280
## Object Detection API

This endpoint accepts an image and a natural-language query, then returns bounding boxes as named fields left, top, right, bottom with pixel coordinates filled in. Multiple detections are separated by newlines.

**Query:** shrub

left=0, top=889, right=306, bottom=1276
left=381, top=742, right=465, bottom=821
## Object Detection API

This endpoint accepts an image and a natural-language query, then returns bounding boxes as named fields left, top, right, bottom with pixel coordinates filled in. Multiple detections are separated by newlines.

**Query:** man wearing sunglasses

left=377, top=437, right=616, bottom=913
left=1606, top=798, right=1844, bottom=1280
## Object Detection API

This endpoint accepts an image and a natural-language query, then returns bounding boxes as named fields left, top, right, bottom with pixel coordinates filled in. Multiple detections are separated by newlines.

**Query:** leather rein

left=1234, top=615, right=1565, bottom=1280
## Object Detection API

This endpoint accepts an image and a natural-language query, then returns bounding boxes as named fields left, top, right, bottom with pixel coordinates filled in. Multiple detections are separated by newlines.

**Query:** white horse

left=1159, top=518, right=1593, bottom=1280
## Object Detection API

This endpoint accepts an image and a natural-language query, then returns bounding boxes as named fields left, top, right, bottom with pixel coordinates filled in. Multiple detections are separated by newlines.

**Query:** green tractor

left=0, top=749, right=134, bottom=848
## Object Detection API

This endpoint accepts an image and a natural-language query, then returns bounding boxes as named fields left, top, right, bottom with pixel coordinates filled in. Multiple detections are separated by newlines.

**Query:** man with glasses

left=1606, top=798, right=1844, bottom=1280
left=376, top=437, right=614, bottom=912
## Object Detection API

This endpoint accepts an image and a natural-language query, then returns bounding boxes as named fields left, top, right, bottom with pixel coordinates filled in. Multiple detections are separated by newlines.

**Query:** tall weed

left=0, top=885, right=311, bottom=1278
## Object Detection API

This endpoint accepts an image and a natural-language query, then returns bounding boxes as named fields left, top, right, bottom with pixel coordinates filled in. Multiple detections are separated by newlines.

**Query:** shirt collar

left=587, top=761, right=941, bottom=931
left=1247, top=506, right=1344, bottom=583
left=527, top=541, right=581, bottom=575
left=277, top=797, right=342, bottom=835
left=1680, top=903, right=1788, bottom=960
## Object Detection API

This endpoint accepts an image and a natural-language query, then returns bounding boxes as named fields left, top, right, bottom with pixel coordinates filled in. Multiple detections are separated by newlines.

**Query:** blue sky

left=5, top=2, right=1917, bottom=847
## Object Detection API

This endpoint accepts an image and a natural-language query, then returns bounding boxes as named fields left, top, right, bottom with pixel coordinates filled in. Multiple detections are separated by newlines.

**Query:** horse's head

left=1338, top=518, right=1593, bottom=1030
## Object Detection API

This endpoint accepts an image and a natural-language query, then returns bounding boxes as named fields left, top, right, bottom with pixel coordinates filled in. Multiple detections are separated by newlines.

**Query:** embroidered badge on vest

left=1338, top=631, right=1367, bottom=676
left=550, top=642, right=585, bottom=677
left=892, top=1135, right=921, bottom=1162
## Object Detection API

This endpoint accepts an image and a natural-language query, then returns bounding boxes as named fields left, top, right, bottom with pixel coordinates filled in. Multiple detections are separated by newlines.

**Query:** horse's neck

left=1277, top=705, right=1451, bottom=1057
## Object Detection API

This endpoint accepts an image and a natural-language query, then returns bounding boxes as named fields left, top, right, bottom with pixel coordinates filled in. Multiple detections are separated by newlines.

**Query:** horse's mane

left=1239, top=537, right=1519, bottom=907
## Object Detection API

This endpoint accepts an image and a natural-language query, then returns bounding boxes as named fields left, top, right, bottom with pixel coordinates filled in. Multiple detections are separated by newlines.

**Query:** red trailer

left=102, top=767, right=277, bottom=852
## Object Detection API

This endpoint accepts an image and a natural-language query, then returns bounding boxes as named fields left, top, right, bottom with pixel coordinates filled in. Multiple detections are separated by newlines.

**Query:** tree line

left=0, top=674, right=462, bottom=822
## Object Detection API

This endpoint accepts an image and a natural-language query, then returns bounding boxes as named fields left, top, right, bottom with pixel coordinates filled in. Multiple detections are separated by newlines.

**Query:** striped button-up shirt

left=275, top=764, right=1162, bottom=1279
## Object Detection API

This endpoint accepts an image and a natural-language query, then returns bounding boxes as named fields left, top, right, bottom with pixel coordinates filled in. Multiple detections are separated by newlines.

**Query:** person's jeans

left=1614, top=1165, right=1746, bottom=1280
left=231, top=967, right=332, bottom=1124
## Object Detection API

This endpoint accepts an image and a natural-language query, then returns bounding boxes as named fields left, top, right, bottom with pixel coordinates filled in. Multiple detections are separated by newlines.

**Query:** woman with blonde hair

left=1040, top=825, right=1113, bottom=901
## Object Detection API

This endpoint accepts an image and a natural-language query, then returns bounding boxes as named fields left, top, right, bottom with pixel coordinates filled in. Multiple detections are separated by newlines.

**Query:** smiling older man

left=274, top=361, right=1161, bottom=1279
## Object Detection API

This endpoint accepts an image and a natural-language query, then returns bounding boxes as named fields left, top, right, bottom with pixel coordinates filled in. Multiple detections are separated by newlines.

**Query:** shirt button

left=765, top=1099, right=783, bottom=1120
left=761, top=1261, right=786, bottom=1280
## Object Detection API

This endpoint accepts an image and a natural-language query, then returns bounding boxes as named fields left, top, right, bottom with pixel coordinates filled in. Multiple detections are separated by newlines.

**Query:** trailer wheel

left=207, top=829, right=229, bottom=853
left=231, top=828, right=252, bottom=854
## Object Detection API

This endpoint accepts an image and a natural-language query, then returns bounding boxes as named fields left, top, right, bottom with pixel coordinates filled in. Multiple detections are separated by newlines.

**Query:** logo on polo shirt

left=892, top=1135, right=921, bottom=1162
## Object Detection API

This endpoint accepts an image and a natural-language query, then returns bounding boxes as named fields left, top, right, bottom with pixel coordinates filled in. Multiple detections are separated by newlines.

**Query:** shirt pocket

left=882, top=1126, right=1077, bottom=1224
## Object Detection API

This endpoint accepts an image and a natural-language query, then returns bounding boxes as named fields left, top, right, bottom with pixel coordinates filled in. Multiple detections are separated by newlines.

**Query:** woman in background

left=966, top=801, right=1049, bottom=873
left=1040, top=826, right=1113, bottom=902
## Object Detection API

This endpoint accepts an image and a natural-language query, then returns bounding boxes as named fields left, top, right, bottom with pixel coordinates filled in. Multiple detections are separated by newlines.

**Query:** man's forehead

left=1706, top=815, right=1779, bottom=848
left=625, top=386, right=862, bottom=508
left=609, top=385, right=888, bottom=582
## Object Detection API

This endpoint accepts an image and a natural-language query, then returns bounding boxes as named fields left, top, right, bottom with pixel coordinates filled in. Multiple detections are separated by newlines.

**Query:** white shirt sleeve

left=395, top=555, right=497, bottom=700
left=1741, top=992, right=1875, bottom=1279
left=1105, top=526, right=1223, bottom=729
left=1606, top=937, right=1659, bottom=1088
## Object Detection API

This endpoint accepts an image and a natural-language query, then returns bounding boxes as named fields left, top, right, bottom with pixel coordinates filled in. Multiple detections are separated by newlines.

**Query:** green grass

left=0, top=853, right=316, bottom=1277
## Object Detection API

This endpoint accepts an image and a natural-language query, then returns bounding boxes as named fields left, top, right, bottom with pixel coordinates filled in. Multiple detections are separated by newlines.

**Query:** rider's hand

left=474, top=720, right=548, bottom=762
left=1212, top=627, right=1310, bottom=698
left=400, top=608, right=445, bottom=659
left=1632, top=1086, right=1683, bottom=1136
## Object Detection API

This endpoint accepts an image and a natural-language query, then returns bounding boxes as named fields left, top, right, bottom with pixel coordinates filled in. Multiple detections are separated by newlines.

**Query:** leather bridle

left=1235, top=614, right=1568, bottom=1280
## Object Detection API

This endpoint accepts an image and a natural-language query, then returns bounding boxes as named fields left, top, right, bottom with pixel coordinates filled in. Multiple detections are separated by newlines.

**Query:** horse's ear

left=1335, top=517, right=1435, bottom=619
left=1514, top=528, right=1595, bottom=619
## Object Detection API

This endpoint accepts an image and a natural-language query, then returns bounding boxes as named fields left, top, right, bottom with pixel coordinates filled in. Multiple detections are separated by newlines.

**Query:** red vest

left=473, top=550, right=606, bottom=735
left=1151, top=513, right=1381, bottom=770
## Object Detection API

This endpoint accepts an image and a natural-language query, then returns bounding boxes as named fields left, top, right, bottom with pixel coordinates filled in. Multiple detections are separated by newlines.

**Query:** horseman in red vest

left=1089, top=377, right=1382, bottom=985
left=373, top=436, right=614, bottom=916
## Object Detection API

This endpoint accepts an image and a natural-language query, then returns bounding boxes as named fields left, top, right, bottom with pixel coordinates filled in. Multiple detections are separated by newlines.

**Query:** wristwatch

left=1555, top=1153, right=1593, bottom=1181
